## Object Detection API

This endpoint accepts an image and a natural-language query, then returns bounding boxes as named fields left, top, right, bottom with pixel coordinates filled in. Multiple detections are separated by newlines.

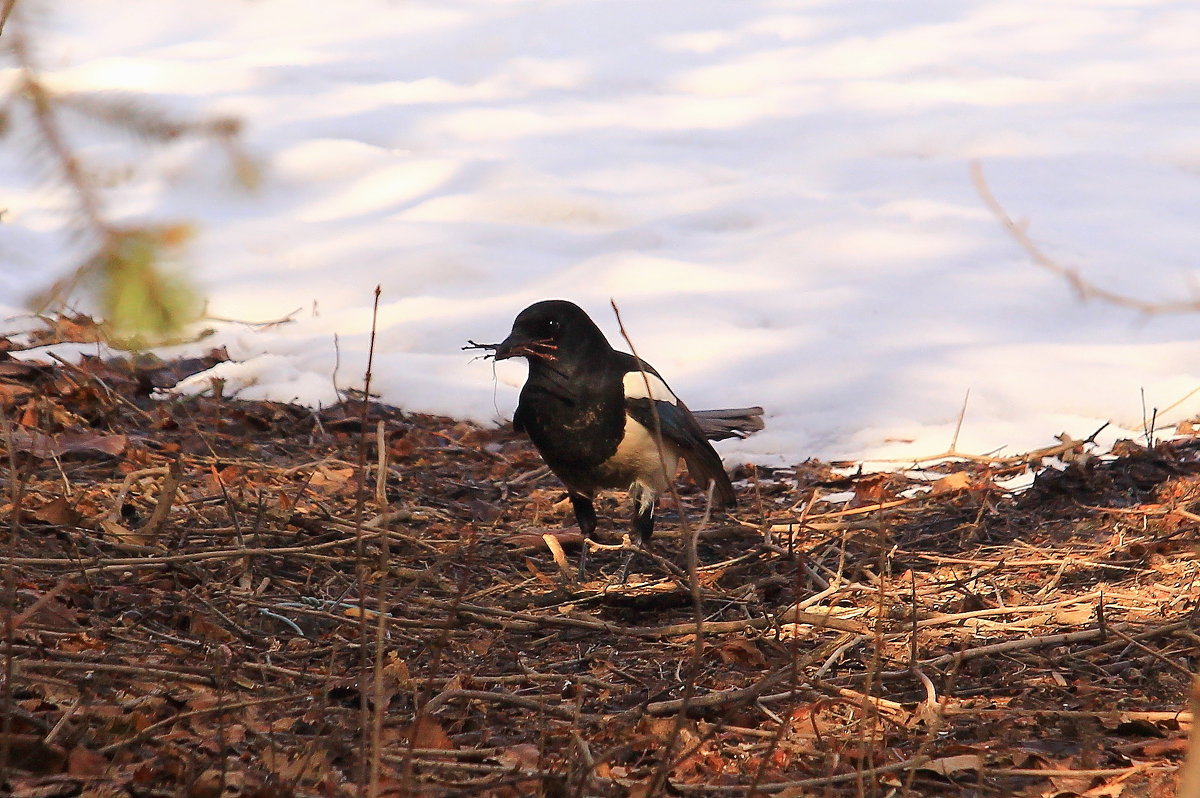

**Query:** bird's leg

left=619, top=485, right=657, bottom=584
left=632, top=486, right=656, bottom=545
left=569, top=492, right=597, bottom=579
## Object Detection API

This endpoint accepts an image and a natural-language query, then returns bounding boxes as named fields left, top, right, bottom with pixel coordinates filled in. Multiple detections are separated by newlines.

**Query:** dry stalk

left=1, top=535, right=385, bottom=574
left=897, top=625, right=1115, bottom=673
left=352, top=285, right=382, bottom=796
left=1164, top=674, right=1200, bottom=798
left=0, top=0, right=17, bottom=36
left=971, top=160, right=1200, bottom=315
left=1, top=410, right=23, bottom=781
left=671, top=754, right=932, bottom=793
left=987, top=765, right=1174, bottom=778
left=139, top=457, right=183, bottom=537
left=940, top=707, right=1191, bottom=723
left=1105, top=625, right=1196, bottom=678
left=371, top=438, right=391, bottom=798
left=914, top=589, right=1104, bottom=628
left=374, top=419, right=387, bottom=509
left=422, top=688, right=586, bottom=722
left=15, top=659, right=213, bottom=683
left=611, top=300, right=707, bottom=798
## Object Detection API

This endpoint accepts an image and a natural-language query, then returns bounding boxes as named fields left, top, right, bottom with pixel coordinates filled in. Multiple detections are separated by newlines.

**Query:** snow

left=3, top=0, right=1199, bottom=467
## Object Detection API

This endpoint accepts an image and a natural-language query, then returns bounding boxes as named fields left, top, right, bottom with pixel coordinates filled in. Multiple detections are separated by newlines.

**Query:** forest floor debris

left=2, top=329, right=1198, bottom=796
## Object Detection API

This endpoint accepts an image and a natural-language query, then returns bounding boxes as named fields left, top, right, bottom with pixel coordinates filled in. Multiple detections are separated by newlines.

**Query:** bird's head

left=493, top=300, right=609, bottom=369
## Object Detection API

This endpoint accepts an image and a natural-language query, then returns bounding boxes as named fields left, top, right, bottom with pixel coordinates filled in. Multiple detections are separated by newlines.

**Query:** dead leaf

left=269, top=749, right=331, bottom=783
left=402, top=716, right=455, bottom=751
left=99, top=519, right=156, bottom=548
left=1054, top=605, right=1095, bottom=625
left=0, top=383, right=33, bottom=406
left=58, top=633, right=105, bottom=652
left=10, top=588, right=78, bottom=631
left=625, top=782, right=654, bottom=798
left=920, top=753, right=983, bottom=776
left=384, top=652, right=413, bottom=689
left=68, top=745, right=109, bottom=776
left=308, top=466, right=354, bottom=495
left=8, top=431, right=127, bottom=459
left=495, top=743, right=542, bottom=770
left=187, top=613, right=236, bottom=643
left=29, top=496, right=79, bottom=526
left=852, top=474, right=892, bottom=506
left=1134, top=738, right=1189, bottom=757
left=0, top=361, right=46, bottom=379
left=506, top=528, right=583, bottom=548
left=189, top=768, right=244, bottom=798
left=466, top=635, right=494, bottom=656
left=1050, top=765, right=1099, bottom=795
left=71, top=434, right=127, bottom=457
left=539, top=532, right=570, bottom=573
left=1082, top=777, right=1129, bottom=797
left=931, top=471, right=972, bottom=495
left=707, top=638, right=767, bottom=667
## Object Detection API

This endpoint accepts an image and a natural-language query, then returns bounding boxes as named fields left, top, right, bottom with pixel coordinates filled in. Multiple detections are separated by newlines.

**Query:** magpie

left=486, top=299, right=763, bottom=578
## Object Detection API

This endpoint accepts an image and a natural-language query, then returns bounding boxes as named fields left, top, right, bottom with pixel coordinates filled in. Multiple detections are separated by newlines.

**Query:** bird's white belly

left=598, top=414, right=679, bottom=496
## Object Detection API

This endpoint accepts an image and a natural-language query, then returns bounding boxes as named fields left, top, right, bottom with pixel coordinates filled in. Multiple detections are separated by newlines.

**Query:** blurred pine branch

left=3, top=1, right=259, bottom=345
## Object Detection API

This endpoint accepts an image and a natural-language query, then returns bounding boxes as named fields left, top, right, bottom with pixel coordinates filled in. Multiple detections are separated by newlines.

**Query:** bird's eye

left=543, top=319, right=561, bottom=336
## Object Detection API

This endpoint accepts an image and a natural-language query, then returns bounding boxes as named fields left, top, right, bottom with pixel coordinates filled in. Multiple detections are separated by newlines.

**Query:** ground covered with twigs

left=3, top=328, right=1199, bottom=797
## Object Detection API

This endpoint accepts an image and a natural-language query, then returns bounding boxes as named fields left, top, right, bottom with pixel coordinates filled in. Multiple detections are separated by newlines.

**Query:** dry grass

left=1, top=347, right=1197, bottom=797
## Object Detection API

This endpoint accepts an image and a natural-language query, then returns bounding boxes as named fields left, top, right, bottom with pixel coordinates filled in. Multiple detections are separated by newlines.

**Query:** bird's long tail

left=692, top=407, right=765, bottom=441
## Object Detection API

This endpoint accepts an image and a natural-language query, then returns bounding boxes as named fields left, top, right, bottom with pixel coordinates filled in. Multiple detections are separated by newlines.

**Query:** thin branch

left=971, top=160, right=1200, bottom=315
left=0, top=0, right=18, bottom=37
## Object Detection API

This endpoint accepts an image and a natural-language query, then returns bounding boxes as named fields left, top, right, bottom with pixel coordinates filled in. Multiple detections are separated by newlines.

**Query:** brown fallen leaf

left=308, top=465, right=354, bottom=495
left=12, top=589, right=79, bottom=631
left=29, top=496, right=79, bottom=526
left=0, top=361, right=46, bottom=379
left=188, top=612, right=236, bottom=643
left=707, top=637, right=767, bottom=667
left=1082, top=777, right=1130, bottom=797
left=543, top=532, right=570, bottom=573
left=68, top=745, right=109, bottom=776
left=0, top=383, right=33, bottom=406
left=1053, top=605, right=1095, bottom=625
left=852, top=474, right=893, bottom=506
left=931, top=471, right=972, bottom=495
left=384, top=652, right=414, bottom=689
left=495, top=743, right=542, bottom=770
left=99, top=519, right=157, bottom=548
left=401, top=715, right=455, bottom=751
left=8, top=430, right=127, bottom=459
left=466, top=635, right=494, bottom=656
left=0, top=732, right=67, bottom=773
left=505, top=527, right=583, bottom=548
left=1135, top=737, right=1189, bottom=757
left=920, top=753, right=983, bottom=776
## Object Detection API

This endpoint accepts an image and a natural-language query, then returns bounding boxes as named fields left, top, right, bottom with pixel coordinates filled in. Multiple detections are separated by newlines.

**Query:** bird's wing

left=618, top=357, right=736, bottom=507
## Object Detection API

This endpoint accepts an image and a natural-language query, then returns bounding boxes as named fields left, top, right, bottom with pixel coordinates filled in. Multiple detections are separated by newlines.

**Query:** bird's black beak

left=492, top=332, right=528, bottom=361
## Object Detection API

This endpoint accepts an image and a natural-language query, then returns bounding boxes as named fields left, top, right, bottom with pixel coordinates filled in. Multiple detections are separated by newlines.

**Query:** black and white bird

left=485, top=299, right=763, bottom=577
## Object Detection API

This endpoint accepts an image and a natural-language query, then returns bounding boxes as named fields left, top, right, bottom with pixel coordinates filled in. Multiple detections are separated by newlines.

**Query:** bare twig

left=671, top=755, right=933, bottom=793
left=971, top=160, right=1200, bottom=315
left=355, top=285, right=382, bottom=797
left=423, top=688, right=584, bottom=721
left=611, top=299, right=708, bottom=797
left=1174, top=676, right=1200, bottom=798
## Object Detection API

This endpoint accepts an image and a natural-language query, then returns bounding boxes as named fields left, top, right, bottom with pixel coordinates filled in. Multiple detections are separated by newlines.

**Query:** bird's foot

left=617, top=552, right=635, bottom=585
